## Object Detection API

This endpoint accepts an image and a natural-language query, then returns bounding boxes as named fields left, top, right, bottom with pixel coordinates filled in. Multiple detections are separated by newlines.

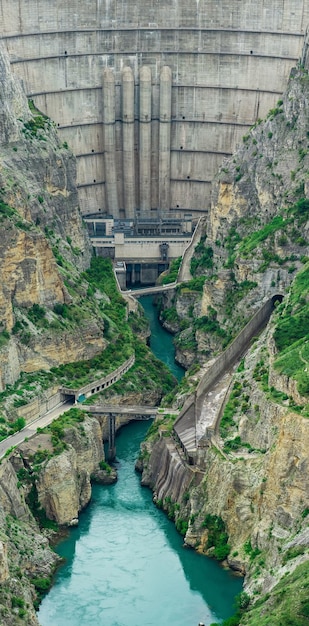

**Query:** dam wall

left=1, top=1, right=308, bottom=216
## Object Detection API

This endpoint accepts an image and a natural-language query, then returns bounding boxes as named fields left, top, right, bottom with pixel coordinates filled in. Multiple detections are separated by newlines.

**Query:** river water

left=38, top=296, right=242, bottom=626
left=138, top=295, right=185, bottom=381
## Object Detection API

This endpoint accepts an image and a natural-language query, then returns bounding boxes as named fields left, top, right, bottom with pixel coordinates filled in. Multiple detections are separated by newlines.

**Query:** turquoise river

left=38, top=296, right=243, bottom=626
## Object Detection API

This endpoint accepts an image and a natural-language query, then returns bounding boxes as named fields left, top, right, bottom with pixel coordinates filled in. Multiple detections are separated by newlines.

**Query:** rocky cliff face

left=35, top=416, right=104, bottom=525
left=161, top=67, right=309, bottom=370
left=0, top=45, right=26, bottom=143
left=141, top=302, right=309, bottom=605
left=0, top=45, right=119, bottom=623
left=0, top=455, right=59, bottom=625
left=200, top=323, right=308, bottom=588
left=140, top=65, right=309, bottom=619
left=0, top=411, right=109, bottom=623
left=0, top=42, right=106, bottom=390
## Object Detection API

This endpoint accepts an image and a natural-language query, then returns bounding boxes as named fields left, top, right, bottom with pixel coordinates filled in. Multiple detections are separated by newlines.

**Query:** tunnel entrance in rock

left=271, top=294, right=284, bottom=308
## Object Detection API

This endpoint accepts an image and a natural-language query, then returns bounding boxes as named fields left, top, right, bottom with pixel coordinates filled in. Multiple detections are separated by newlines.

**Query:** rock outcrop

left=0, top=41, right=107, bottom=390
left=16, top=414, right=104, bottom=526
left=0, top=456, right=60, bottom=626
left=141, top=316, right=309, bottom=604
left=0, top=410, right=110, bottom=622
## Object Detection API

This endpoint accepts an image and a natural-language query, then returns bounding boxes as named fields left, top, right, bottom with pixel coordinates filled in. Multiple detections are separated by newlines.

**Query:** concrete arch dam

left=1, top=1, right=308, bottom=217
left=173, top=294, right=283, bottom=464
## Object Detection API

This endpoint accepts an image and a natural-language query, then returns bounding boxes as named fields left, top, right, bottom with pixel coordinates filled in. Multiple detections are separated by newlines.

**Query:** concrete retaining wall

left=142, top=436, right=201, bottom=503
left=16, top=355, right=135, bottom=424
left=17, top=387, right=62, bottom=424
left=174, top=295, right=281, bottom=450
left=61, top=354, right=135, bottom=400
left=195, top=299, right=275, bottom=413
left=1, top=0, right=308, bottom=215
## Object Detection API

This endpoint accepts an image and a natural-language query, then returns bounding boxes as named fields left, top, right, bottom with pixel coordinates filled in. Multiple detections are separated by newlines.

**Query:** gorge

left=0, top=7, right=308, bottom=626
left=37, top=421, right=242, bottom=626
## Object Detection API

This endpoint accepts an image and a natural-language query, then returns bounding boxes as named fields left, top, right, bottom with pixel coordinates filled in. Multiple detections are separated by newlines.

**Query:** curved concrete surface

left=1, top=1, right=308, bottom=215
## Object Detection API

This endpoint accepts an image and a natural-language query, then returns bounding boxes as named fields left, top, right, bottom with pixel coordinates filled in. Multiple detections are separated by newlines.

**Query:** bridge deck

left=124, top=283, right=177, bottom=297
left=85, top=404, right=158, bottom=416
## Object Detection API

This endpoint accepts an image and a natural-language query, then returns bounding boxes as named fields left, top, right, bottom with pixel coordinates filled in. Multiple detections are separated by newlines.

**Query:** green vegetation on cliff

left=190, top=235, right=214, bottom=276
left=202, top=514, right=231, bottom=561
left=159, top=256, right=182, bottom=285
left=38, top=407, right=86, bottom=455
left=239, top=561, right=309, bottom=626
left=273, top=261, right=309, bottom=399
left=0, top=257, right=134, bottom=418
left=84, top=335, right=177, bottom=403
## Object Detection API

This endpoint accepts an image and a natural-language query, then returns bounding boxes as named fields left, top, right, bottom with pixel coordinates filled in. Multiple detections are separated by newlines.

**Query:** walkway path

left=61, top=354, right=135, bottom=403
left=178, top=216, right=204, bottom=282
left=0, top=400, right=74, bottom=458
left=0, top=356, right=137, bottom=458
left=124, top=283, right=177, bottom=297
left=85, top=404, right=158, bottom=417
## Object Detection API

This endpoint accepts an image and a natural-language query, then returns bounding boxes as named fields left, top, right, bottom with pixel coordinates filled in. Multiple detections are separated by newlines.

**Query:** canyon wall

left=0, top=411, right=113, bottom=624
left=140, top=62, right=309, bottom=619
left=0, top=42, right=109, bottom=392
left=141, top=317, right=309, bottom=598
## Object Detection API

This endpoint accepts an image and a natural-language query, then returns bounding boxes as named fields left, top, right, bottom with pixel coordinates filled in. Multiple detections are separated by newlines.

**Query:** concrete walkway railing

left=178, top=216, right=204, bottom=283
left=61, top=353, right=135, bottom=402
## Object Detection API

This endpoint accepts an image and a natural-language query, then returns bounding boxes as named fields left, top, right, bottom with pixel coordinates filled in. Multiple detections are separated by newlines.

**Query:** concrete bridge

left=1, top=1, right=308, bottom=216
left=125, top=283, right=177, bottom=297
left=85, top=404, right=159, bottom=460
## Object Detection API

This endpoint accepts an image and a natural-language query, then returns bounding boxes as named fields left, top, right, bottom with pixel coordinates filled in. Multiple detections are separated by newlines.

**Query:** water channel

left=38, top=296, right=243, bottom=626
left=138, top=295, right=185, bottom=380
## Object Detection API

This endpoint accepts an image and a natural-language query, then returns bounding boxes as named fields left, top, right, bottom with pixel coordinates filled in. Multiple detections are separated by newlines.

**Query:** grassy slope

left=240, top=561, right=309, bottom=626
left=273, top=261, right=309, bottom=400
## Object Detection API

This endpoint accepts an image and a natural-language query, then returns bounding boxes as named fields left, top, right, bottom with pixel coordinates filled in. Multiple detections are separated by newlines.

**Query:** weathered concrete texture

left=1, top=0, right=308, bottom=215
left=103, top=68, right=119, bottom=216
left=141, top=436, right=200, bottom=503
left=122, top=66, right=136, bottom=218
left=139, top=65, right=152, bottom=212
